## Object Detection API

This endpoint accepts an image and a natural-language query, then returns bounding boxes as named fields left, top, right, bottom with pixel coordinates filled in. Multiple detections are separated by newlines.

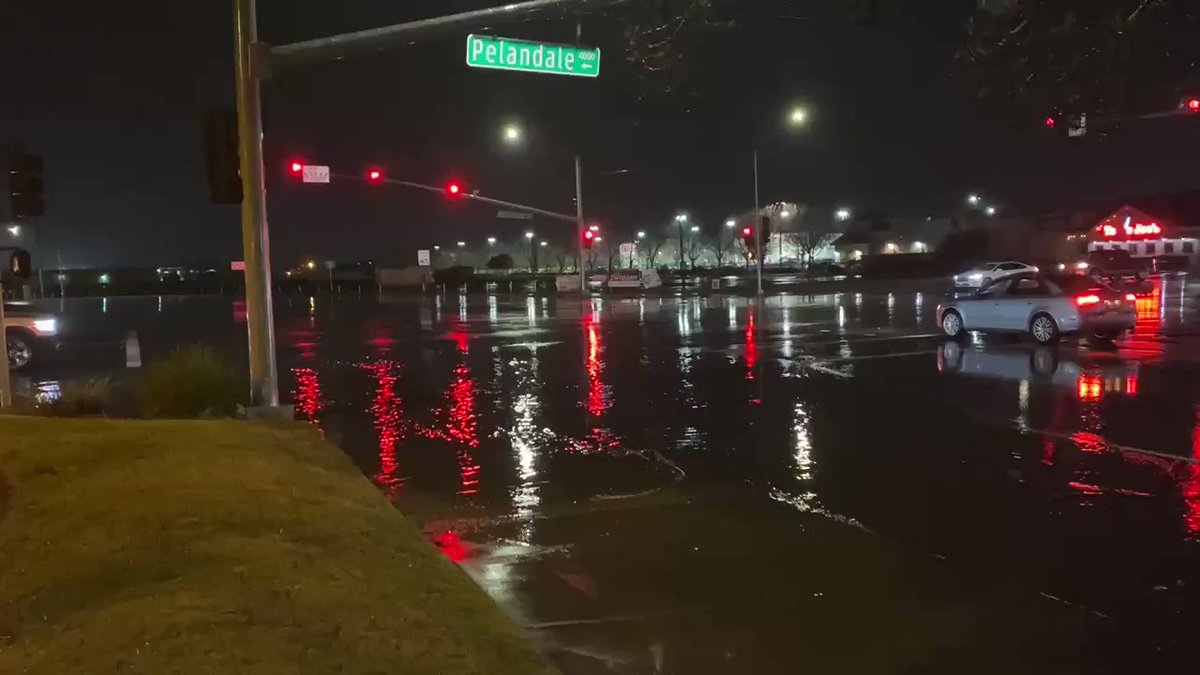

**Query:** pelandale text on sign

left=466, top=34, right=600, bottom=78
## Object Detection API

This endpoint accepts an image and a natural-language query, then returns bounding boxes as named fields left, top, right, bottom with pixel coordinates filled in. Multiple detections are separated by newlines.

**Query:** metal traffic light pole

left=232, top=0, right=619, bottom=406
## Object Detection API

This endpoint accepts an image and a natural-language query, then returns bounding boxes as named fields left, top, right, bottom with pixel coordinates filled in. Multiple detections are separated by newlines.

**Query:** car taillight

left=1076, top=294, right=1101, bottom=307
left=1125, top=293, right=1136, bottom=302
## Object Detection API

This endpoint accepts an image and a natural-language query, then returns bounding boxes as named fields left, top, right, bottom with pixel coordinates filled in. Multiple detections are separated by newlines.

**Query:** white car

left=953, top=261, right=1038, bottom=290
left=4, top=304, right=60, bottom=370
left=936, top=273, right=1137, bottom=345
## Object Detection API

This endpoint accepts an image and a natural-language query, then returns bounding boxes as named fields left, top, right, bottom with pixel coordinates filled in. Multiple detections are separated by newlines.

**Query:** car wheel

left=6, top=330, right=35, bottom=371
left=1029, top=313, right=1060, bottom=345
left=941, top=310, right=966, bottom=339
left=1030, top=347, right=1060, bottom=377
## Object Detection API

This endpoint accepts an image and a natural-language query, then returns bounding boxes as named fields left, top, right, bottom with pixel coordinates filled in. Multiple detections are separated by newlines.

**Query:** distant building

left=832, top=213, right=956, bottom=260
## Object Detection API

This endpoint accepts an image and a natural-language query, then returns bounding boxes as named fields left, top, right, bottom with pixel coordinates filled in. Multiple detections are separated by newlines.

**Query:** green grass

left=0, top=416, right=554, bottom=675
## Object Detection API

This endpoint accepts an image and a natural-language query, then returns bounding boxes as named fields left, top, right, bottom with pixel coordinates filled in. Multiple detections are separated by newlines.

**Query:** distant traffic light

left=1186, top=97, right=1200, bottom=113
left=366, top=168, right=384, bottom=183
left=741, top=225, right=754, bottom=243
left=4, top=146, right=45, bottom=218
left=204, top=109, right=241, bottom=204
left=582, top=229, right=596, bottom=249
left=288, top=160, right=304, bottom=176
left=446, top=180, right=463, bottom=198
left=1044, top=115, right=1057, bottom=129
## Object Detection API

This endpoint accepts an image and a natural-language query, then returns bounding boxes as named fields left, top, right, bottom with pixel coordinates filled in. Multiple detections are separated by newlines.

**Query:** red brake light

left=1076, top=294, right=1101, bottom=307
left=1124, top=293, right=1137, bottom=302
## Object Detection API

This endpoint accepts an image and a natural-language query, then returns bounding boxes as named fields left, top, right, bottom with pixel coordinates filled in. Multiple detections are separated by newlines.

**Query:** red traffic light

left=367, top=168, right=383, bottom=183
left=446, top=181, right=463, bottom=198
left=289, top=161, right=304, bottom=175
left=1044, top=116, right=1056, bottom=128
left=1187, top=97, right=1200, bottom=113
left=742, top=226, right=753, bottom=238
left=582, top=229, right=596, bottom=249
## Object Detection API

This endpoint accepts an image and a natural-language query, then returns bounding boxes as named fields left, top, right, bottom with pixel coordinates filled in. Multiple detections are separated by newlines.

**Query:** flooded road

left=23, top=276, right=1200, bottom=672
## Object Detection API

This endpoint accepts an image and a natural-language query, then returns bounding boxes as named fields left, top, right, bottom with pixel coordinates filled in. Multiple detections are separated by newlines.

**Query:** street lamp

left=690, top=225, right=700, bottom=233
left=434, top=245, right=441, bottom=251
left=6, top=225, right=18, bottom=236
left=540, top=241, right=548, bottom=247
left=985, top=206, right=997, bottom=216
left=487, top=237, right=497, bottom=245
left=788, top=106, right=809, bottom=127
left=967, top=194, right=981, bottom=206
left=457, top=241, right=466, bottom=248
left=636, top=231, right=646, bottom=239
left=779, top=210, right=791, bottom=219
left=502, top=123, right=523, bottom=145
left=675, top=213, right=688, bottom=223
left=836, top=208, right=852, bottom=221
left=725, top=219, right=736, bottom=229
left=305, top=260, right=316, bottom=270
left=525, top=231, right=535, bottom=240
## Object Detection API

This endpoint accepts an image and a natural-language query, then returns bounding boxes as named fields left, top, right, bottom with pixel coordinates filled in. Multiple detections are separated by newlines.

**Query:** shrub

left=140, top=345, right=245, bottom=418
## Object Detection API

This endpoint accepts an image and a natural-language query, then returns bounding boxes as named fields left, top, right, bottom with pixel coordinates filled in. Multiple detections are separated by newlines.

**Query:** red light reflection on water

left=292, top=367, right=321, bottom=422
left=433, top=531, right=469, bottom=562
left=1185, top=406, right=1200, bottom=537
left=745, top=310, right=758, bottom=380
left=366, top=360, right=405, bottom=497
left=1076, top=375, right=1102, bottom=401
left=1134, top=284, right=1162, bottom=335
left=416, top=353, right=481, bottom=495
left=583, top=314, right=609, bottom=418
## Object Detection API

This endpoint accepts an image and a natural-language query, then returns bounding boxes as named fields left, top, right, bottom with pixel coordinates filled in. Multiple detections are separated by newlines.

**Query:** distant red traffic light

left=1044, top=116, right=1056, bottom=128
left=582, top=229, right=596, bottom=249
left=1187, top=97, right=1200, bottom=113
left=289, top=161, right=304, bottom=175
left=367, top=168, right=383, bottom=183
left=742, top=226, right=753, bottom=238
left=446, top=181, right=463, bottom=198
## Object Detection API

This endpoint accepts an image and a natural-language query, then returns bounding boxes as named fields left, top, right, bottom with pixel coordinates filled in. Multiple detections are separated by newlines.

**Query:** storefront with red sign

left=1088, top=205, right=1199, bottom=263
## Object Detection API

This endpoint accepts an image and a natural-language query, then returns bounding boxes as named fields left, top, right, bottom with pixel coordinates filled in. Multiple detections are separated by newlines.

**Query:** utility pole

left=233, top=0, right=278, bottom=407
left=753, top=150, right=763, bottom=294
left=575, top=154, right=586, bottom=291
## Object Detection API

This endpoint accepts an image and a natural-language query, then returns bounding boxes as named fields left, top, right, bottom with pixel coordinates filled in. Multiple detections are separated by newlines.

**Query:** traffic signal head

left=1187, top=97, right=1200, bottom=113
left=4, top=146, right=45, bottom=218
left=741, top=225, right=754, bottom=242
left=289, top=161, right=304, bottom=176
left=367, top=168, right=384, bottom=183
left=204, top=109, right=241, bottom=204
left=1044, top=116, right=1056, bottom=129
left=7, top=248, right=31, bottom=278
left=582, top=229, right=596, bottom=249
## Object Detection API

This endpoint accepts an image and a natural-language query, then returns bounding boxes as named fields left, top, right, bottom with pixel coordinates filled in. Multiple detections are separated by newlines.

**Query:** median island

left=0, top=416, right=552, bottom=674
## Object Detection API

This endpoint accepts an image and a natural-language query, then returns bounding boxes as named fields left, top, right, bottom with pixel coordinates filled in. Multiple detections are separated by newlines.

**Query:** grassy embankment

left=0, top=416, right=553, bottom=674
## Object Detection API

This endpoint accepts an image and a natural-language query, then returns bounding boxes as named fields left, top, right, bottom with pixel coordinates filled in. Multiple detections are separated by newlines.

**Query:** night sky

left=4, top=0, right=1199, bottom=267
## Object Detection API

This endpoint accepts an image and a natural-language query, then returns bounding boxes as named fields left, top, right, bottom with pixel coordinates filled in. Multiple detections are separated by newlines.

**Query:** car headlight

left=32, top=318, right=58, bottom=335
left=1076, top=262, right=1089, bottom=270
left=1057, top=263, right=1066, bottom=271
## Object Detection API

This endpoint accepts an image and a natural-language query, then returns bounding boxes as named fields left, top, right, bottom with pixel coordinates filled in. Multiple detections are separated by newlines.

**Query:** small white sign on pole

left=417, top=249, right=432, bottom=267
left=301, top=165, right=330, bottom=184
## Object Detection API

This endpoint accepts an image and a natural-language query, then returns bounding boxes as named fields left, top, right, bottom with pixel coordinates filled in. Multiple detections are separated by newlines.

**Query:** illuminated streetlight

left=835, top=208, right=852, bottom=221
left=457, top=241, right=466, bottom=248
left=725, top=219, right=736, bottom=229
left=502, top=123, right=523, bottom=144
left=690, top=225, right=700, bottom=233
left=305, top=261, right=316, bottom=270
left=6, top=225, right=18, bottom=236
left=636, top=231, right=646, bottom=239
left=594, top=236, right=603, bottom=243
left=675, top=213, right=688, bottom=223
left=487, top=237, right=497, bottom=245
left=588, top=224, right=600, bottom=232
left=525, top=231, right=535, bottom=240
left=985, top=206, right=997, bottom=216
left=780, top=210, right=791, bottom=219
left=540, top=241, right=548, bottom=247
left=434, top=245, right=441, bottom=251
left=788, top=106, right=809, bottom=126
left=967, top=194, right=981, bottom=205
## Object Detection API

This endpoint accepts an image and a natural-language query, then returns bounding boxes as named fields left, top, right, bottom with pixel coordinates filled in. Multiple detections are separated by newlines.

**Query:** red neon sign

left=1098, top=220, right=1162, bottom=239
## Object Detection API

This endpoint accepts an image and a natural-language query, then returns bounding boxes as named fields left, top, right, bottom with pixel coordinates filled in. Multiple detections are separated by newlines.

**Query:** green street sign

left=466, top=34, right=600, bottom=78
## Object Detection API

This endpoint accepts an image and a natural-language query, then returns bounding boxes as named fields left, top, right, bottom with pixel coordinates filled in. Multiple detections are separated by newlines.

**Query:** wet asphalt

left=19, top=275, right=1200, bottom=673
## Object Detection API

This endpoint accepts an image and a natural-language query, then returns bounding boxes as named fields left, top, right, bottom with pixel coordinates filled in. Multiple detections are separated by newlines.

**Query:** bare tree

left=642, top=230, right=666, bottom=268
left=707, top=226, right=732, bottom=268
left=683, top=234, right=704, bottom=270
left=792, top=216, right=838, bottom=276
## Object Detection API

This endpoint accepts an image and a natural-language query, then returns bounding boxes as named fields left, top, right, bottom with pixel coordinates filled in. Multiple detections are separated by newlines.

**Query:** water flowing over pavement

left=20, top=276, right=1200, bottom=672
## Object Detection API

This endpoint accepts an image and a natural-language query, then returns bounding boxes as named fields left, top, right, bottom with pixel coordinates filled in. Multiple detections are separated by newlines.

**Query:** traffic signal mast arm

left=328, top=171, right=578, bottom=223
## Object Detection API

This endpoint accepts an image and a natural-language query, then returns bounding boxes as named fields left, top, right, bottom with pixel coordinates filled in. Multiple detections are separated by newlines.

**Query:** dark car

left=1086, top=249, right=1148, bottom=282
